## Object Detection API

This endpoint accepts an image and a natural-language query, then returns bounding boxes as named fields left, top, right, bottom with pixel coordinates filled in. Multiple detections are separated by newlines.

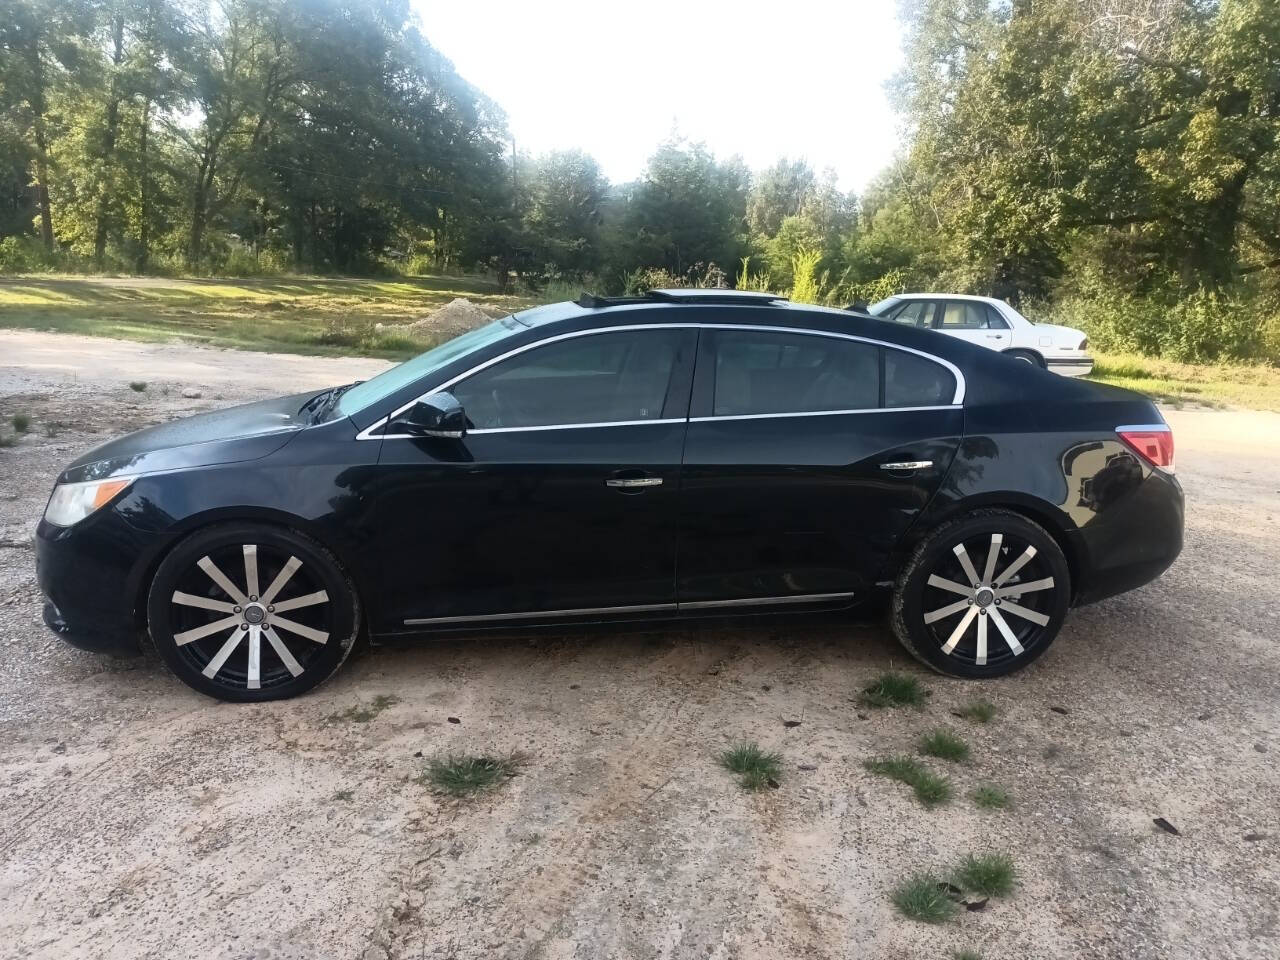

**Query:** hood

left=60, top=391, right=320, bottom=483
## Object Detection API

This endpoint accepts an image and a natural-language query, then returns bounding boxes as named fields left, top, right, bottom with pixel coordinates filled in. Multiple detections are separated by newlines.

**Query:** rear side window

left=712, top=330, right=879, bottom=416
left=940, top=301, right=1003, bottom=330
left=885, top=348, right=956, bottom=407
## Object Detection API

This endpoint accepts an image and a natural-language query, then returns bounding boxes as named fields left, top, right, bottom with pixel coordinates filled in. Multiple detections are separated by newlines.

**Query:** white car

left=867, top=293, right=1093, bottom=376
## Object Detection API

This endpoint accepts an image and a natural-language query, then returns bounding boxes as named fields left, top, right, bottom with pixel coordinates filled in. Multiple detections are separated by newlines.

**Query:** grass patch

left=955, top=698, right=997, bottom=723
left=129, top=381, right=147, bottom=392
left=971, top=784, right=1011, bottom=810
left=1090, top=350, right=1280, bottom=412
left=421, top=753, right=522, bottom=796
left=333, top=789, right=354, bottom=801
left=0, top=274, right=537, bottom=360
left=953, top=852, right=1017, bottom=897
left=720, top=742, right=783, bottom=791
left=954, top=952, right=984, bottom=960
left=864, top=755, right=954, bottom=807
left=890, top=872, right=958, bottom=924
left=0, top=434, right=16, bottom=447
left=326, top=693, right=400, bottom=724
left=918, top=729, right=970, bottom=763
left=11, top=413, right=30, bottom=433
left=860, top=672, right=928, bottom=708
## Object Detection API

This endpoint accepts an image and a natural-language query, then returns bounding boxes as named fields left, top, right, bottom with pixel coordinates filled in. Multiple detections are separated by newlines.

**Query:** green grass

left=918, top=729, right=970, bottom=763
left=129, top=381, right=147, bottom=392
left=1090, top=350, right=1280, bottom=412
left=0, top=274, right=537, bottom=360
left=953, top=952, right=984, bottom=960
left=720, top=742, right=783, bottom=791
left=953, top=852, right=1017, bottom=897
left=11, top=413, right=30, bottom=433
left=864, top=755, right=954, bottom=807
left=955, top=699, right=997, bottom=723
left=971, top=784, right=1011, bottom=810
left=326, top=694, right=401, bottom=724
left=421, top=753, right=522, bottom=795
left=860, top=672, right=929, bottom=708
left=891, top=872, right=958, bottom=924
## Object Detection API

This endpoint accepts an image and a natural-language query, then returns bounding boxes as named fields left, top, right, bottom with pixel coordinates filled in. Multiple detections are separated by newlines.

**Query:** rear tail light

left=1117, top=425, right=1174, bottom=473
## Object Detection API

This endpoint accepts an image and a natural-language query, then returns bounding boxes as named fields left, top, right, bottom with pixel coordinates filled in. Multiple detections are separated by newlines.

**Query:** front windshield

left=336, top=316, right=525, bottom=418
left=867, top=298, right=898, bottom=316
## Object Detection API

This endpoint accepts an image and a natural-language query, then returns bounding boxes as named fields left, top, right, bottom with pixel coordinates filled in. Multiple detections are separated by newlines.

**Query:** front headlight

left=44, top=477, right=135, bottom=527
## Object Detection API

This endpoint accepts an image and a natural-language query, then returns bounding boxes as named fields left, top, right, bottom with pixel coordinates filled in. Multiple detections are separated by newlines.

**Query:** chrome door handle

left=605, top=477, right=663, bottom=488
left=879, top=461, right=933, bottom=471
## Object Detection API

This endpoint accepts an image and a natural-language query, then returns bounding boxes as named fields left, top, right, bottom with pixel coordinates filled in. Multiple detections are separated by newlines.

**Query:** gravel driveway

left=1, top=330, right=1277, bottom=960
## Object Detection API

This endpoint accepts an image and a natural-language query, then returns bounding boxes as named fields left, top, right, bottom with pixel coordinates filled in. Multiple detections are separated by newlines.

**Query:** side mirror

left=395, top=392, right=467, bottom=439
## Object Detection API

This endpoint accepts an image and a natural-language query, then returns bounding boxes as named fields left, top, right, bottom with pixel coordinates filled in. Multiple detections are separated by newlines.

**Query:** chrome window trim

left=468, top=417, right=687, bottom=435
left=401, top=590, right=857, bottom=626
left=358, top=321, right=965, bottom=440
left=689, top=404, right=955, bottom=424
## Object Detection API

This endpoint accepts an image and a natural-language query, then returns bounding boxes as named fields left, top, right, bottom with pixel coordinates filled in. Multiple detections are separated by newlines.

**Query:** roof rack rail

left=576, top=288, right=787, bottom=309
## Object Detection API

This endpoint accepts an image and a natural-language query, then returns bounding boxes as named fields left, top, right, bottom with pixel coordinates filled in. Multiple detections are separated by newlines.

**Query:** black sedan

left=35, top=290, right=1183, bottom=701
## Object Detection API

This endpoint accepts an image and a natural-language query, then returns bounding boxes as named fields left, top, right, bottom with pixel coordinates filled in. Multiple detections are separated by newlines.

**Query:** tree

left=522, top=150, right=607, bottom=279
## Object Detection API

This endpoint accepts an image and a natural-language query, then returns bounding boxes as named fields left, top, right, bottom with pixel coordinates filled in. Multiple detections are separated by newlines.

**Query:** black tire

left=147, top=523, right=360, bottom=702
left=1005, top=349, right=1045, bottom=368
left=891, top=509, right=1070, bottom=678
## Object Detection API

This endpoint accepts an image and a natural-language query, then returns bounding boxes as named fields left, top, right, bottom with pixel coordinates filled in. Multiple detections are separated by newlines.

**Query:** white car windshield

left=867, top=298, right=899, bottom=315
left=336, top=316, right=525, bottom=417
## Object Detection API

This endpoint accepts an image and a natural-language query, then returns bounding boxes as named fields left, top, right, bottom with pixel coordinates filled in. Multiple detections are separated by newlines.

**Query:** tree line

left=2, top=0, right=1278, bottom=360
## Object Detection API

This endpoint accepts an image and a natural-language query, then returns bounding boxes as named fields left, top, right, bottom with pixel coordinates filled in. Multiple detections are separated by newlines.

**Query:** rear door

left=937, top=300, right=1011, bottom=352
left=676, top=325, right=964, bottom=608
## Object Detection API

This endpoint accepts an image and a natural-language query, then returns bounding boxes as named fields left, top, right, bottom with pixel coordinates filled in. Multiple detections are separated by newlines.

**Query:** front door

left=677, top=326, right=963, bottom=607
left=371, top=327, right=696, bottom=631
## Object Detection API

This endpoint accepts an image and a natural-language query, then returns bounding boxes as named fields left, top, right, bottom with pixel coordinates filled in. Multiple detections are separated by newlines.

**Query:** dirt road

left=1, top=330, right=1277, bottom=960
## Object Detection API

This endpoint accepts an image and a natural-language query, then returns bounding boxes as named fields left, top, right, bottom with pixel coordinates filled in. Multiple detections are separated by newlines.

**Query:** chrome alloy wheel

left=921, top=533, right=1059, bottom=668
left=169, top=543, right=332, bottom=692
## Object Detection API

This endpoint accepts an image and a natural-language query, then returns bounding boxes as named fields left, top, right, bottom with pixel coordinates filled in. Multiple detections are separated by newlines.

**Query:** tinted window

left=337, top=317, right=523, bottom=417
left=940, top=301, right=1002, bottom=329
left=890, top=300, right=936, bottom=327
left=713, top=330, right=879, bottom=416
left=884, top=349, right=956, bottom=407
left=452, top=329, right=682, bottom=429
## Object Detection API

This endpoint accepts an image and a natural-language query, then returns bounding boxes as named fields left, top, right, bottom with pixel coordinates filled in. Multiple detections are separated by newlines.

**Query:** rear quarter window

left=884, top=348, right=956, bottom=407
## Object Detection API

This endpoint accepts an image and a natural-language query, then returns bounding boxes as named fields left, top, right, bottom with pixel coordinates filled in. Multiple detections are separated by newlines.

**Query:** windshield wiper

left=309, top=382, right=361, bottom=424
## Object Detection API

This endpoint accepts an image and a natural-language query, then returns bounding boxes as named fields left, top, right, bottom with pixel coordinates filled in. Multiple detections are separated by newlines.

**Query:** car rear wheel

left=146, top=523, right=360, bottom=702
left=891, top=510, right=1070, bottom=678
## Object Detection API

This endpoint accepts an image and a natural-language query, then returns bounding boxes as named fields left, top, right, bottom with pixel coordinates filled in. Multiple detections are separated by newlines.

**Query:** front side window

left=890, top=300, right=936, bottom=327
left=452, top=329, right=682, bottom=429
left=885, top=348, right=956, bottom=407
left=712, top=330, right=879, bottom=416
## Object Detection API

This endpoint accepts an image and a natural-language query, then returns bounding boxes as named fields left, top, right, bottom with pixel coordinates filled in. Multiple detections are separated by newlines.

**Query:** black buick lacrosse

left=36, top=290, right=1183, bottom=701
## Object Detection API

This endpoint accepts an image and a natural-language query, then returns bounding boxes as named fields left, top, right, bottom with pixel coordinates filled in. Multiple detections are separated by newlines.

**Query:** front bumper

left=1047, top=356, right=1094, bottom=377
left=36, top=513, right=155, bottom=654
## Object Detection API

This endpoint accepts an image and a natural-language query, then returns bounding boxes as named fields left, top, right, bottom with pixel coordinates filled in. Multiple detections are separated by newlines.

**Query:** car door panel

left=676, top=325, right=964, bottom=605
left=370, top=327, right=696, bottom=631
left=678, top=411, right=963, bottom=602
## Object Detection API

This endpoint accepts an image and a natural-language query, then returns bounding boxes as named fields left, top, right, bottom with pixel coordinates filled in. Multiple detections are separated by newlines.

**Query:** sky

left=412, top=0, right=906, bottom=194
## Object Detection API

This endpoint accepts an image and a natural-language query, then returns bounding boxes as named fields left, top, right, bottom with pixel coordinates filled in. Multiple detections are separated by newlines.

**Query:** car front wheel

left=891, top=510, right=1070, bottom=678
left=146, top=523, right=360, bottom=701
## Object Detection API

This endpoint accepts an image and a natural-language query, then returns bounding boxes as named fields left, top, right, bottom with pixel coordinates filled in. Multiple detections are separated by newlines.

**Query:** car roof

left=512, top=290, right=875, bottom=328
left=889, top=292, right=1003, bottom=306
